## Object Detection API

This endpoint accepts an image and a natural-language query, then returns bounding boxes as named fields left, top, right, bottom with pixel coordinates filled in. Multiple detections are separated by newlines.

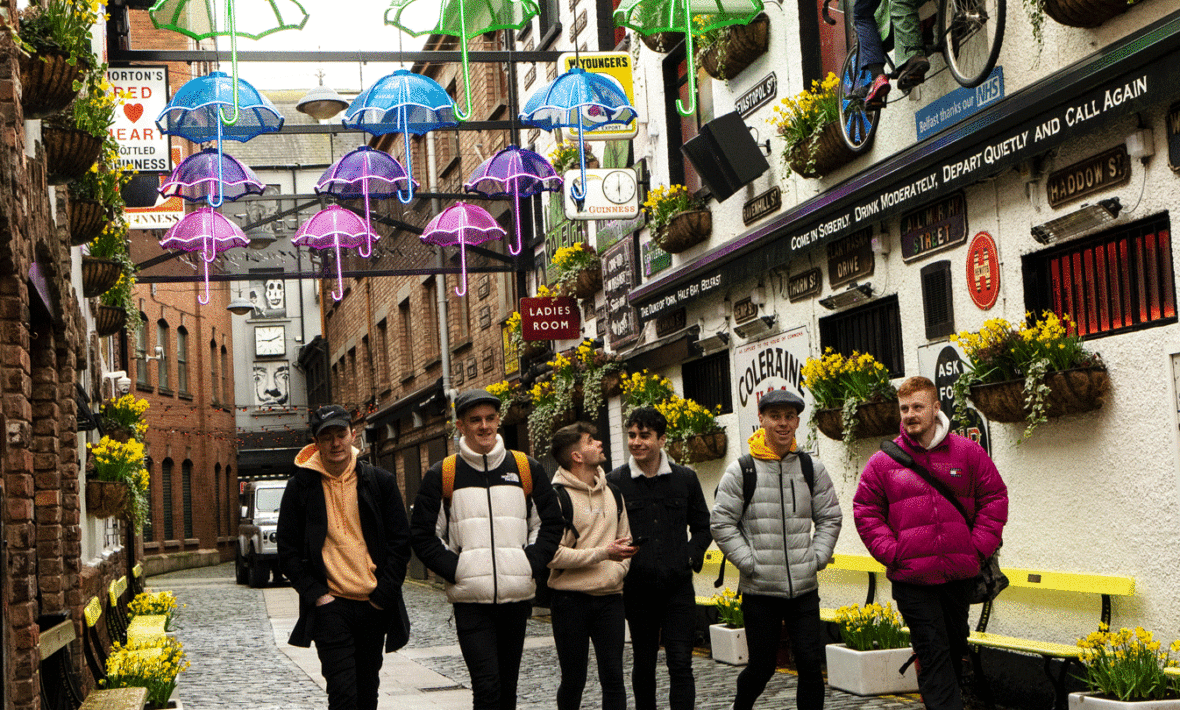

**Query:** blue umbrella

left=519, top=68, right=638, bottom=203
left=343, top=69, right=458, bottom=203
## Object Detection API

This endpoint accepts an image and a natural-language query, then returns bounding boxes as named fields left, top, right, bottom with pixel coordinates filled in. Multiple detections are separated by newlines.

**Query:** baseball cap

left=454, top=389, right=502, bottom=418
left=309, top=405, right=352, bottom=436
left=758, top=389, right=806, bottom=414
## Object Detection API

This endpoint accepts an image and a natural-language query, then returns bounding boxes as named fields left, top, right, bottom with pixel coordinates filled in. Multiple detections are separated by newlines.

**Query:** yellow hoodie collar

left=295, top=443, right=359, bottom=477
left=747, top=428, right=797, bottom=461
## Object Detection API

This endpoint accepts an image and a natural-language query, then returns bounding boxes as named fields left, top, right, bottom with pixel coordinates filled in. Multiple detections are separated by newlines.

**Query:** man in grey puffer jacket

left=711, top=390, right=842, bottom=710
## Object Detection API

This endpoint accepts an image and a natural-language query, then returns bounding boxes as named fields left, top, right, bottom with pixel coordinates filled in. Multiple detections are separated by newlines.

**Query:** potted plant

left=574, top=339, right=624, bottom=416
left=507, top=309, right=548, bottom=361
left=621, top=369, right=677, bottom=415
left=770, top=73, right=857, bottom=178
left=44, top=65, right=117, bottom=184
left=1039, top=0, right=1141, bottom=31
left=708, top=588, right=747, bottom=665
left=553, top=242, right=603, bottom=300
left=101, top=394, right=149, bottom=442
left=548, top=140, right=597, bottom=174
left=658, top=395, right=727, bottom=464
left=802, top=348, right=899, bottom=442
left=102, top=637, right=191, bottom=709
left=488, top=380, right=531, bottom=425
left=84, top=220, right=131, bottom=298
left=11, top=0, right=97, bottom=118
left=69, top=147, right=132, bottom=247
left=85, top=436, right=149, bottom=526
left=644, top=184, right=710, bottom=254
left=695, top=13, right=770, bottom=81
left=949, top=312, right=1109, bottom=441
left=826, top=603, right=918, bottom=696
left=527, top=351, right=580, bottom=450
left=128, top=591, right=183, bottom=633
left=1069, top=625, right=1180, bottom=709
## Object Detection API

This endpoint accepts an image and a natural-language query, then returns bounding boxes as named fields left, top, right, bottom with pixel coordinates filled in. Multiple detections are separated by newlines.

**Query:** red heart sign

left=123, top=104, right=144, bottom=122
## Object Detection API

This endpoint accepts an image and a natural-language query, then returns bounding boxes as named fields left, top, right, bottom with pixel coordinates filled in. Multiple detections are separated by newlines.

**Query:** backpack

left=441, top=450, right=532, bottom=501
left=714, top=452, right=814, bottom=588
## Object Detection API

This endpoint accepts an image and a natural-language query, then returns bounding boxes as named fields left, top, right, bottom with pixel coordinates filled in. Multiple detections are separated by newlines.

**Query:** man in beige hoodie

left=548, top=422, right=636, bottom=710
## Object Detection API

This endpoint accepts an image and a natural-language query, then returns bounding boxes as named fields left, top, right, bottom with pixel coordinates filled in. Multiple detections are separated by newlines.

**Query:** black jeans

left=312, top=597, right=387, bottom=710
left=624, top=580, right=697, bottom=710
left=892, top=579, right=973, bottom=710
left=550, top=590, right=627, bottom=710
left=454, top=601, right=533, bottom=710
left=733, top=591, right=825, bottom=710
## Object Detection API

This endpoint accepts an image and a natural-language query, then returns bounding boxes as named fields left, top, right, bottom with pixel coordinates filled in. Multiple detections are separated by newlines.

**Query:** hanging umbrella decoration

left=149, top=0, right=309, bottom=124
left=384, top=0, right=539, bottom=121
left=343, top=69, right=458, bottom=203
left=292, top=206, right=379, bottom=301
left=464, top=145, right=561, bottom=256
left=520, top=68, right=638, bottom=207
left=613, top=0, right=763, bottom=116
left=420, top=203, right=505, bottom=297
left=315, top=146, right=418, bottom=258
left=159, top=146, right=267, bottom=206
left=159, top=207, right=251, bottom=304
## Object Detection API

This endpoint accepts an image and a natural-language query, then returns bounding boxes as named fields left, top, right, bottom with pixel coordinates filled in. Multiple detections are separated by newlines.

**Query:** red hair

left=896, top=376, right=937, bottom=399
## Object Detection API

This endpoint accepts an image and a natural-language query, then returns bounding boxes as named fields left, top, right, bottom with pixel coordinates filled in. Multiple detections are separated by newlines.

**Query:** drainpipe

left=426, top=132, right=455, bottom=435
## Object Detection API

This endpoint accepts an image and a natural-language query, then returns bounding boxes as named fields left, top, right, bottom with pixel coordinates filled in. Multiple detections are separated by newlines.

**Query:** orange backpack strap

left=441, top=454, right=458, bottom=501
left=512, top=450, right=532, bottom=496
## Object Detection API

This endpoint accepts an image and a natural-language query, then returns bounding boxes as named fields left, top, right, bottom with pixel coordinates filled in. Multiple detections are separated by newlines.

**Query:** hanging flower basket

left=43, top=126, right=103, bottom=185
left=81, top=256, right=123, bottom=298
left=502, top=401, right=533, bottom=426
left=601, top=372, right=623, bottom=399
left=1043, top=0, right=1131, bottom=27
left=572, top=266, right=603, bottom=299
left=815, top=400, right=901, bottom=441
left=968, top=367, right=1111, bottom=423
left=522, top=340, right=548, bottom=361
left=700, top=14, right=770, bottom=81
left=19, top=50, right=85, bottom=119
left=787, top=120, right=858, bottom=178
left=640, top=31, right=682, bottom=53
left=658, top=210, right=712, bottom=253
left=93, top=305, right=127, bottom=337
left=686, top=431, right=728, bottom=463
left=69, top=198, right=107, bottom=247
left=86, top=479, right=129, bottom=519
left=102, top=425, right=135, bottom=444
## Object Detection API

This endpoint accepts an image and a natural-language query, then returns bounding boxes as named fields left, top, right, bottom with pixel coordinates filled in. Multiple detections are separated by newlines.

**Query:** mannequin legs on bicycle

left=852, top=0, right=930, bottom=108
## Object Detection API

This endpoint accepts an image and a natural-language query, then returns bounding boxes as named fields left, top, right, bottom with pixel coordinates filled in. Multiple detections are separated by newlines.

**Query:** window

left=136, top=316, right=148, bottom=386
left=454, top=280, right=471, bottom=344
left=221, top=346, right=230, bottom=405
left=1023, top=213, right=1175, bottom=338
left=214, top=463, right=222, bottom=537
left=664, top=48, right=704, bottom=192
left=536, top=0, right=560, bottom=47
left=210, top=341, right=219, bottom=405
left=143, top=457, right=154, bottom=541
left=348, top=347, right=358, bottom=402
left=819, top=294, right=904, bottom=376
left=225, top=466, right=234, bottom=534
left=182, top=460, right=193, bottom=539
left=684, top=351, right=734, bottom=414
left=377, top=319, right=390, bottom=389
left=161, top=458, right=174, bottom=540
left=399, top=300, right=413, bottom=376
left=802, top=0, right=841, bottom=87
left=921, top=261, right=955, bottom=339
left=425, top=279, right=441, bottom=359
left=176, top=327, right=189, bottom=394
left=157, top=321, right=170, bottom=391
left=362, top=336, right=373, bottom=396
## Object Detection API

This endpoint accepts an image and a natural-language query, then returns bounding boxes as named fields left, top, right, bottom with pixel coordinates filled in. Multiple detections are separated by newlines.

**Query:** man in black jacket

left=607, top=407, right=712, bottom=710
left=277, top=405, right=412, bottom=710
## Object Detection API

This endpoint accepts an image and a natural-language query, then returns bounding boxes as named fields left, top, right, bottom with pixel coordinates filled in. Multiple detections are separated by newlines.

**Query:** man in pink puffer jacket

left=854, top=376, right=1007, bottom=710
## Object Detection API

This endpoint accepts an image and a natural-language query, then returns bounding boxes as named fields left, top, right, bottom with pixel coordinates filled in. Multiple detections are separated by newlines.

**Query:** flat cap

left=309, top=405, right=352, bottom=436
left=454, top=389, right=502, bottom=417
left=758, top=389, right=806, bottom=414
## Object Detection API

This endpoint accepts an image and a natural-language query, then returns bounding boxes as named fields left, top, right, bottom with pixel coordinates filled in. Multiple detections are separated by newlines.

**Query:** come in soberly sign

left=520, top=297, right=581, bottom=341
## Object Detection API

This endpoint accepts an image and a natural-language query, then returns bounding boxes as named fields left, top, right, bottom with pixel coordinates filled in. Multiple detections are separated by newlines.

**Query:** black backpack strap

left=553, top=484, right=579, bottom=540
left=798, top=451, right=814, bottom=494
left=715, top=455, right=758, bottom=589
left=880, top=440, right=973, bottom=528
left=606, top=481, right=624, bottom=522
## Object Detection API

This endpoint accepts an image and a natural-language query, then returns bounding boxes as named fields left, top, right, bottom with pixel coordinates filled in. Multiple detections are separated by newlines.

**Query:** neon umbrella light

left=520, top=67, right=638, bottom=203
left=292, top=206, right=379, bottom=301
left=149, top=0, right=309, bottom=124
left=159, top=207, right=251, bottom=305
left=614, top=0, right=763, bottom=116
left=315, top=146, right=417, bottom=258
left=384, top=0, right=539, bottom=121
left=343, top=70, right=458, bottom=203
left=156, top=71, right=284, bottom=144
left=464, top=145, right=561, bottom=256
left=420, top=202, right=505, bottom=297
left=160, top=147, right=266, bottom=207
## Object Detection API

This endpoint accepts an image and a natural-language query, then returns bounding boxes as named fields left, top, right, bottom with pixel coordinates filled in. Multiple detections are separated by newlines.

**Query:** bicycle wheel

left=940, top=0, right=1004, bottom=87
left=838, top=44, right=880, bottom=154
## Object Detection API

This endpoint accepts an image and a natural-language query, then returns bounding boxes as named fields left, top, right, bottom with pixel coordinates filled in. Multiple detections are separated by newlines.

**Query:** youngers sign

left=520, top=297, right=580, bottom=341
left=732, top=326, right=813, bottom=444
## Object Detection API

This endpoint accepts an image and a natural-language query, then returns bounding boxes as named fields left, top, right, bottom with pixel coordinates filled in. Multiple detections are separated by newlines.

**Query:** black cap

left=309, top=405, right=352, bottom=436
left=758, top=389, right=806, bottom=414
left=454, top=389, right=502, bottom=418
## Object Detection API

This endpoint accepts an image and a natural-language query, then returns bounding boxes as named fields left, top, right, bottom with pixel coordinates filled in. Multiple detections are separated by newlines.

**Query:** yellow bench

left=697, top=551, right=888, bottom=612
left=107, top=577, right=130, bottom=645
left=78, top=687, right=147, bottom=710
left=126, top=615, right=168, bottom=644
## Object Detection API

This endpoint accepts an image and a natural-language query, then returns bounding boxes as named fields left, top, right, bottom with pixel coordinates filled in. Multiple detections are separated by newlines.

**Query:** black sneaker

left=895, top=55, right=930, bottom=90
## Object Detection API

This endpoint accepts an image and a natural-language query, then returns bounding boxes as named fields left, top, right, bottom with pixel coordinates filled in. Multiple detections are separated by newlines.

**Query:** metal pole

left=426, top=133, right=455, bottom=435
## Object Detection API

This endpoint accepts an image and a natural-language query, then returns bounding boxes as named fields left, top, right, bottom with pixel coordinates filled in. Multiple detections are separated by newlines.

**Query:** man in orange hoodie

left=277, top=405, right=412, bottom=710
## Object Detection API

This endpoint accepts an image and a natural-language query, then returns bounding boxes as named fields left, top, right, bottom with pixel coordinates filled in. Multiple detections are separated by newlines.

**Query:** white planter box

left=825, top=643, right=919, bottom=696
left=709, top=624, right=748, bottom=666
left=1070, top=692, right=1180, bottom=710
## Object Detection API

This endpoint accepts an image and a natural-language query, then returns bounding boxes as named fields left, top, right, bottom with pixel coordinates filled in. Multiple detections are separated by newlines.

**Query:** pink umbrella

left=159, top=207, right=250, bottom=305
left=420, top=202, right=505, bottom=297
left=292, top=205, right=378, bottom=301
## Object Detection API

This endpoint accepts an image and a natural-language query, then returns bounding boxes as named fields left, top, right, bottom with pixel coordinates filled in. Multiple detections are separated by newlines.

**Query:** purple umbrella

left=464, top=145, right=561, bottom=256
left=292, top=205, right=378, bottom=301
left=315, top=146, right=418, bottom=258
left=421, top=202, right=505, bottom=297
left=159, top=207, right=250, bottom=305
left=160, top=147, right=266, bottom=206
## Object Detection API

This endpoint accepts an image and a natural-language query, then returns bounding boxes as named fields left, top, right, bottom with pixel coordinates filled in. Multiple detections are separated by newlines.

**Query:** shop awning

left=368, top=377, right=445, bottom=427
left=621, top=325, right=700, bottom=370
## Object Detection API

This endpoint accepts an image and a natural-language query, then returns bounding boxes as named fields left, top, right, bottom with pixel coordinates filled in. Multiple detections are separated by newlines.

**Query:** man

left=855, top=376, right=1008, bottom=710
left=851, top=0, right=929, bottom=108
left=607, top=407, right=711, bottom=710
left=411, top=389, right=564, bottom=710
left=548, top=422, right=634, bottom=710
left=711, top=390, right=842, bottom=710
left=277, top=405, right=412, bottom=710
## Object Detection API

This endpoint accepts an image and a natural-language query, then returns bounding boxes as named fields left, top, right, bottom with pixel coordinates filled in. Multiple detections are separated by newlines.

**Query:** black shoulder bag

left=880, top=441, right=1008, bottom=604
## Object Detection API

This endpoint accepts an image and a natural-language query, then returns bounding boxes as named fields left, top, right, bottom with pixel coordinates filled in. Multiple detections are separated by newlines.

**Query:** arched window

left=221, top=346, right=230, bottom=406
left=136, top=315, right=149, bottom=386
left=181, top=459, right=193, bottom=539
left=176, top=327, right=189, bottom=394
left=214, top=463, right=222, bottom=537
left=157, top=321, right=171, bottom=391
left=210, top=341, right=219, bottom=405
left=143, top=457, right=155, bottom=541
left=225, top=465, right=234, bottom=533
left=161, top=458, right=174, bottom=540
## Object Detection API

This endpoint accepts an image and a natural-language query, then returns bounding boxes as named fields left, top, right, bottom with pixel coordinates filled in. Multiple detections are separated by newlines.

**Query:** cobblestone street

left=152, top=563, right=922, bottom=710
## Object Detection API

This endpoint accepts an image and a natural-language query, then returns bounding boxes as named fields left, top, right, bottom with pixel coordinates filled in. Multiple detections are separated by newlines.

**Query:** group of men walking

left=276, top=375, right=1008, bottom=710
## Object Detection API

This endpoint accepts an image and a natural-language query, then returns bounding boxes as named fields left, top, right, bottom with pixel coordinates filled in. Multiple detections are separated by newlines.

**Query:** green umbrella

left=384, top=0, right=539, bottom=121
left=149, top=0, right=309, bottom=124
left=614, top=0, right=762, bottom=116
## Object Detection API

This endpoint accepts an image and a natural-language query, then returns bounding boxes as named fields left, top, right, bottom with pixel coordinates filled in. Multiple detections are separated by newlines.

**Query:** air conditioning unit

left=819, top=283, right=875, bottom=311
left=733, top=314, right=778, bottom=340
